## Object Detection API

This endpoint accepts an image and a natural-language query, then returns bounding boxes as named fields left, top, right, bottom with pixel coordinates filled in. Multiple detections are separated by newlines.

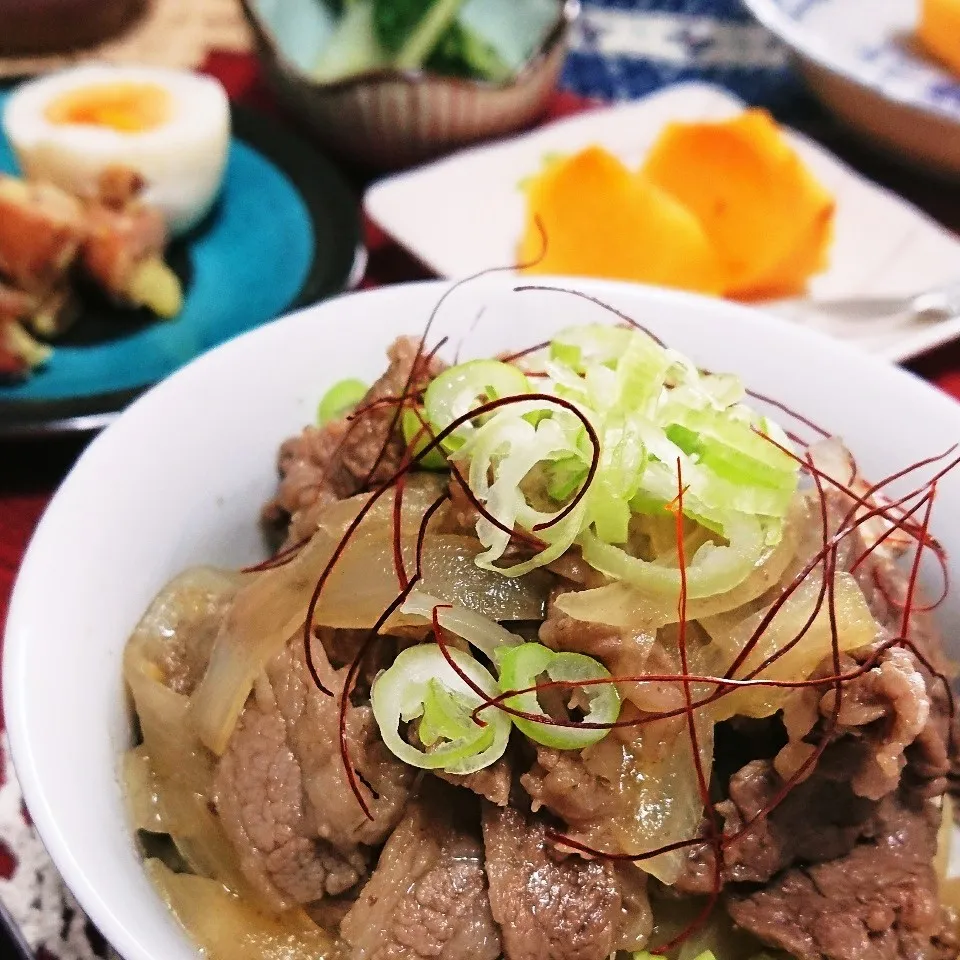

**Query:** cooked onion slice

left=146, top=859, right=335, bottom=960
left=700, top=571, right=876, bottom=720
left=192, top=476, right=548, bottom=755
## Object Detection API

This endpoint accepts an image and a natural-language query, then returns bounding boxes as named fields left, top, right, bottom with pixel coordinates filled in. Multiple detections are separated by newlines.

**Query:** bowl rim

left=742, top=0, right=960, bottom=127
left=239, top=0, right=579, bottom=94
left=8, top=276, right=960, bottom=960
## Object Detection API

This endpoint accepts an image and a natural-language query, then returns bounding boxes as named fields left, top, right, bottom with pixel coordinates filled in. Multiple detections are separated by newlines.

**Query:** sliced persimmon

left=641, top=109, right=834, bottom=298
left=918, top=0, right=960, bottom=76
left=518, top=146, right=725, bottom=295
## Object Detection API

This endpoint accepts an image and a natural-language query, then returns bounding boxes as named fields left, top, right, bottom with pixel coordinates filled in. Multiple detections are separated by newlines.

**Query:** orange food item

left=518, top=146, right=725, bottom=295
left=918, top=0, right=960, bottom=76
left=45, top=82, right=172, bottom=134
left=641, top=109, right=835, bottom=298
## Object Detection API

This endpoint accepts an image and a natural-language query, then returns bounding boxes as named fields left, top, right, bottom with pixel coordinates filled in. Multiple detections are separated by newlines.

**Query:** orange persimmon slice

left=918, top=0, right=960, bottom=76
left=641, top=109, right=835, bottom=298
left=518, top=146, right=725, bottom=295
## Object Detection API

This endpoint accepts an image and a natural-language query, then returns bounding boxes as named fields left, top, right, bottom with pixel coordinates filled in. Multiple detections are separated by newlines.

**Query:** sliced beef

left=437, top=755, right=513, bottom=807
left=264, top=336, right=444, bottom=544
left=262, top=417, right=351, bottom=544
left=853, top=541, right=958, bottom=803
left=327, top=335, right=443, bottom=496
left=726, top=797, right=958, bottom=960
left=214, top=698, right=366, bottom=911
left=776, top=645, right=932, bottom=801
left=266, top=643, right=413, bottom=851
left=214, top=636, right=413, bottom=908
left=677, top=747, right=877, bottom=894
left=525, top=597, right=679, bottom=834
left=340, top=789, right=500, bottom=960
left=521, top=745, right=620, bottom=826
left=482, top=804, right=624, bottom=960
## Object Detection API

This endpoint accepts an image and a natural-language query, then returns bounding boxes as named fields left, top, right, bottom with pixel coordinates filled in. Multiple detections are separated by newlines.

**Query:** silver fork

left=786, top=280, right=960, bottom=324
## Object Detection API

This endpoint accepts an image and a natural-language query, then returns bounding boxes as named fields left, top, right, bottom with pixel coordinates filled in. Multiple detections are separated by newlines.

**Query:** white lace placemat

left=0, top=735, right=117, bottom=960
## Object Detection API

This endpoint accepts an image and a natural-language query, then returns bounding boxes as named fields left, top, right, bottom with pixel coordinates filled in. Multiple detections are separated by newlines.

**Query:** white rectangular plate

left=364, top=82, right=960, bottom=363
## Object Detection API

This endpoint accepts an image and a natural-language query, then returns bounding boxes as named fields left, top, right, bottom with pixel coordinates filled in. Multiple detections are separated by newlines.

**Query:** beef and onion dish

left=122, top=305, right=960, bottom=960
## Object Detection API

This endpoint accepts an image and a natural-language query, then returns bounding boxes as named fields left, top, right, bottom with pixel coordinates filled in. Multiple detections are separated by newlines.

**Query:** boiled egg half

left=3, top=65, right=230, bottom=236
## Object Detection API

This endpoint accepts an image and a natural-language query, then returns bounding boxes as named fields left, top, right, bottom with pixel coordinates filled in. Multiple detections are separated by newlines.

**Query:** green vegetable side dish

left=312, top=0, right=559, bottom=82
left=329, top=322, right=803, bottom=775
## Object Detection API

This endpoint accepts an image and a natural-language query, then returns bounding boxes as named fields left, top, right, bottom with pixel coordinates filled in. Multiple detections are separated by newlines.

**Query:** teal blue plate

left=0, top=98, right=361, bottom=437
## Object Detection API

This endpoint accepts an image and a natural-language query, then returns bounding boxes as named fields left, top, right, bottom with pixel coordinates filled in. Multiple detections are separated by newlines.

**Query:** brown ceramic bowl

left=240, top=0, right=579, bottom=169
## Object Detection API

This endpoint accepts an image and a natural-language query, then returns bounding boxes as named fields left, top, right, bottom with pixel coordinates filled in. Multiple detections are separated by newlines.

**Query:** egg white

left=3, top=65, right=231, bottom=236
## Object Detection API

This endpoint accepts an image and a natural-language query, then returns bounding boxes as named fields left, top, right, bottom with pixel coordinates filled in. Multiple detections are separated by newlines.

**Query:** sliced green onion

left=371, top=644, right=510, bottom=774
left=546, top=456, right=589, bottom=501
left=418, top=679, right=477, bottom=749
left=415, top=322, right=800, bottom=593
left=495, top=642, right=620, bottom=749
left=551, top=324, right=633, bottom=370
left=580, top=512, right=767, bottom=601
left=317, top=377, right=367, bottom=425
left=423, top=359, right=531, bottom=452
left=401, top=406, right=447, bottom=470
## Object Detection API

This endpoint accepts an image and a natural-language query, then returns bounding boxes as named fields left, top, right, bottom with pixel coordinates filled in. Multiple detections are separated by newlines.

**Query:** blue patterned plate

left=0, top=95, right=362, bottom=437
left=744, top=0, right=960, bottom=176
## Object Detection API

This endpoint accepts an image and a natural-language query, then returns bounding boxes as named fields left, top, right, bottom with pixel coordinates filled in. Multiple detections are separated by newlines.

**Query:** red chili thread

left=654, top=461, right=722, bottom=954
left=512, top=284, right=667, bottom=347
left=359, top=225, right=549, bottom=489
left=392, top=470, right=409, bottom=591
left=429, top=604, right=489, bottom=730
left=743, top=387, right=832, bottom=440
left=500, top=340, right=551, bottom=364
left=240, top=534, right=311, bottom=573
left=338, top=489, right=451, bottom=816
left=338, top=581, right=419, bottom=821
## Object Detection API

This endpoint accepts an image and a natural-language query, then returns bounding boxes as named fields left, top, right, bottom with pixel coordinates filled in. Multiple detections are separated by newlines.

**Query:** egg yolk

left=45, top=83, right=171, bottom=133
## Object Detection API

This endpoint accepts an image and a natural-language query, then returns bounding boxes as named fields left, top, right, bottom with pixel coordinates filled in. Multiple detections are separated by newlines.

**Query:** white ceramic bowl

left=743, top=0, right=960, bottom=177
left=6, top=277, right=960, bottom=960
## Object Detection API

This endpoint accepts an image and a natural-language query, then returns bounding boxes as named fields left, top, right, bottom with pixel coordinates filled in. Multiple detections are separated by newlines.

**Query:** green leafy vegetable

left=375, top=0, right=465, bottom=68
left=313, top=1, right=390, bottom=82
left=314, top=0, right=523, bottom=81
left=425, top=20, right=511, bottom=81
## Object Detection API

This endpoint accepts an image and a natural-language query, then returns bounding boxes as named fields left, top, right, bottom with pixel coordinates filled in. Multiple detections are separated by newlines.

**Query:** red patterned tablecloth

left=1, top=49, right=960, bottom=960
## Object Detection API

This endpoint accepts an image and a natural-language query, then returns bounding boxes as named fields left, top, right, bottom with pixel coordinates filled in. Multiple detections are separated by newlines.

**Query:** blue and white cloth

left=562, top=0, right=813, bottom=118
